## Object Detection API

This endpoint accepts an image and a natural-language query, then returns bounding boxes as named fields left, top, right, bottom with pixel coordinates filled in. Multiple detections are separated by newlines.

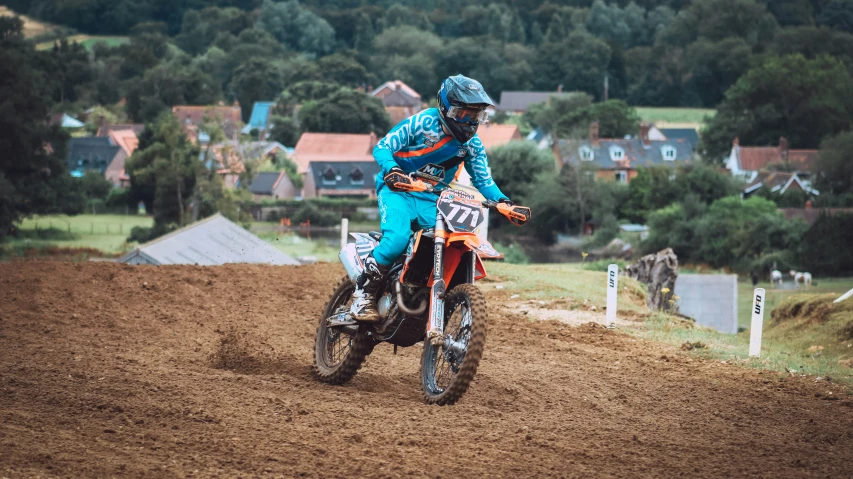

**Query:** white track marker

left=606, top=264, right=618, bottom=328
left=749, top=288, right=766, bottom=357
left=340, top=218, right=349, bottom=249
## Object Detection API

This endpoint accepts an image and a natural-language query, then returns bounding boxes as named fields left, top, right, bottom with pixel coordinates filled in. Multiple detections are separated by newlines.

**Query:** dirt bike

left=312, top=165, right=531, bottom=405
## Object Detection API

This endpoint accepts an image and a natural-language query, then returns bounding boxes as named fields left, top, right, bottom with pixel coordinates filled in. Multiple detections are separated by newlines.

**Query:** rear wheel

left=420, top=283, right=487, bottom=405
left=313, top=276, right=374, bottom=384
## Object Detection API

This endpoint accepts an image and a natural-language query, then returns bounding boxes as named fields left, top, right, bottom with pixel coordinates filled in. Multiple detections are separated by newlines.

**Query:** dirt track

left=2, top=262, right=853, bottom=478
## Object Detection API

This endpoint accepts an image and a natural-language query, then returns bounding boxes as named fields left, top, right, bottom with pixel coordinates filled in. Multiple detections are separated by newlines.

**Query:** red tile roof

left=385, top=106, right=419, bottom=125
left=371, top=80, right=421, bottom=101
left=172, top=105, right=242, bottom=125
left=787, top=150, right=818, bottom=170
left=738, top=147, right=779, bottom=171
left=109, top=129, right=139, bottom=156
left=477, top=124, right=522, bottom=150
left=293, top=133, right=378, bottom=173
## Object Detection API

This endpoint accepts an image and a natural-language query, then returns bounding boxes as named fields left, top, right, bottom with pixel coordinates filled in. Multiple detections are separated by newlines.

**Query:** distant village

left=62, top=80, right=820, bottom=211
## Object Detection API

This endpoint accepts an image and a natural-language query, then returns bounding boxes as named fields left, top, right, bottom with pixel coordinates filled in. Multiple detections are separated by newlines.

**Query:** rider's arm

left=373, top=117, right=413, bottom=174
left=463, top=135, right=508, bottom=202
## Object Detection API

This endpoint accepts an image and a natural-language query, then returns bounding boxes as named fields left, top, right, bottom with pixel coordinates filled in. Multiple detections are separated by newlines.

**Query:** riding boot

left=350, top=255, right=390, bottom=322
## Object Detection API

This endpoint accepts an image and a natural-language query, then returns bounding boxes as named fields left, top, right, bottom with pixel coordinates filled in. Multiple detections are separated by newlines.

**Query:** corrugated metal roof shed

left=119, top=214, right=299, bottom=266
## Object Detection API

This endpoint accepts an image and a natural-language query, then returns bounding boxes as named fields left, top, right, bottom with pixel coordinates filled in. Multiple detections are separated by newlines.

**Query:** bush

left=291, top=203, right=340, bottom=226
left=799, top=213, right=853, bottom=276
left=494, top=242, right=530, bottom=264
left=127, top=223, right=177, bottom=243
left=11, top=227, right=79, bottom=241
left=584, top=258, right=627, bottom=272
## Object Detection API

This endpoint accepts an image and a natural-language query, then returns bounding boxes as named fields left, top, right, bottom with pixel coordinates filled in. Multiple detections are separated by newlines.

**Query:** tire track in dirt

left=1, top=262, right=852, bottom=478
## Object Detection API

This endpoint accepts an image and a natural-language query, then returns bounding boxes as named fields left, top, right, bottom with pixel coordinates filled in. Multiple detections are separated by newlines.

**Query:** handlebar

left=386, top=171, right=531, bottom=225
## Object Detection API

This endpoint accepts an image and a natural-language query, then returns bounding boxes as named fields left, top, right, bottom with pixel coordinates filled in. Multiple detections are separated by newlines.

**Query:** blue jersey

left=373, top=108, right=507, bottom=202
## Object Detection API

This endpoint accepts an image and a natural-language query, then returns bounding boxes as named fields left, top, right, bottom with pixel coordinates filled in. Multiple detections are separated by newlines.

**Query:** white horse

left=770, top=270, right=783, bottom=287
left=789, top=270, right=812, bottom=288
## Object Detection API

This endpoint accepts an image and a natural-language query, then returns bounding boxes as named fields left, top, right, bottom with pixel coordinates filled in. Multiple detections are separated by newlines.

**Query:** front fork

left=426, top=216, right=447, bottom=344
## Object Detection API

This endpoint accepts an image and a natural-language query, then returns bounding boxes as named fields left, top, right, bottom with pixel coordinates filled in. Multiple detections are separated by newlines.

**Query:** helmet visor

left=446, top=106, right=489, bottom=124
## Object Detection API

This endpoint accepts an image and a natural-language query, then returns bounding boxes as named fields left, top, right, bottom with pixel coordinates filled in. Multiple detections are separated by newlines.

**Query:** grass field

left=5, top=214, right=153, bottom=255
left=737, top=277, right=853, bottom=330
left=636, top=107, right=716, bottom=128
left=0, top=6, right=55, bottom=38
left=36, top=35, right=130, bottom=51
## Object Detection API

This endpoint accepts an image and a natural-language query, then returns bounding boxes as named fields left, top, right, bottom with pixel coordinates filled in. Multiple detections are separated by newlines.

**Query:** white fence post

left=749, top=288, right=766, bottom=357
left=340, top=218, right=349, bottom=249
left=606, top=264, right=618, bottom=328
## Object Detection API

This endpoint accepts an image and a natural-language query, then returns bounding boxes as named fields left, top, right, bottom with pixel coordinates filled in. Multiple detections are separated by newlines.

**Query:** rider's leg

left=351, top=187, right=414, bottom=322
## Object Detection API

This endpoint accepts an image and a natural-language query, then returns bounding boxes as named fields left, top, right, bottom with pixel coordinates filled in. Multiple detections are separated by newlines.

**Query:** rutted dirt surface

left=1, top=262, right=853, bottom=478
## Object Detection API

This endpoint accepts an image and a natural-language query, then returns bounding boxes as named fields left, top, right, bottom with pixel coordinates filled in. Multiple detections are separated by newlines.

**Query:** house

left=371, top=81, right=425, bottom=126
left=778, top=207, right=853, bottom=226
left=50, top=113, right=85, bottom=129
left=554, top=123, right=694, bottom=184
left=104, top=129, right=139, bottom=187
left=237, top=141, right=290, bottom=165
left=725, top=137, right=819, bottom=183
left=455, top=124, right=523, bottom=187
left=96, top=123, right=144, bottom=138
left=119, top=213, right=299, bottom=266
left=476, top=124, right=523, bottom=150
left=66, top=137, right=122, bottom=178
left=172, top=104, right=242, bottom=143
left=371, top=80, right=422, bottom=108
left=742, top=171, right=818, bottom=198
left=249, top=171, right=298, bottom=200
left=497, top=91, right=567, bottom=114
left=294, top=132, right=380, bottom=199
left=241, top=101, right=276, bottom=139
left=659, top=128, right=699, bottom=150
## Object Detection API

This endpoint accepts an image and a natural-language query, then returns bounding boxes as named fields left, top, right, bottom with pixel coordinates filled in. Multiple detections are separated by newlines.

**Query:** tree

left=526, top=95, right=639, bottom=139
left=773, top=27, right=853, bottom=70
left=487, top=142, right=556, bottom=205
left=256, top=0, right=336, bottom=56
left=813, top=131, right=853, bottom=195
left=298, top=89, right=391, bottom=136
left=316, top=54, right=370, bottom=87
left=532, top=32, right=612, bottom=97
left=658, top=0, right=778, bottom=46
left=125, top=113, right=200, bottom=228
left=799, top=212, right=853, bottom=276
left=230, top=58, right=284, bottom=122
left=701, top=54, right=853, bottom=161
left=0, top=17, right=83, bottom=238
left=817, top=0, right=853, bottom=32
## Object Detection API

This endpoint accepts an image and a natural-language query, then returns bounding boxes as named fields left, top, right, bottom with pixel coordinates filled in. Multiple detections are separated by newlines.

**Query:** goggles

left=446, top=106, right=489, bottom=123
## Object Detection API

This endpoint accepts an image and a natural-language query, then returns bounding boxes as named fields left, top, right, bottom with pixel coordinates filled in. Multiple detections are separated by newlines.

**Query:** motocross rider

left=351, top=74, right=514, bottom=322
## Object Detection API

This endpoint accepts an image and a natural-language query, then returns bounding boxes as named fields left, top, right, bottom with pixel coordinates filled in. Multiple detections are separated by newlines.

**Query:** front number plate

left=437, top=190, right=485, bottom=233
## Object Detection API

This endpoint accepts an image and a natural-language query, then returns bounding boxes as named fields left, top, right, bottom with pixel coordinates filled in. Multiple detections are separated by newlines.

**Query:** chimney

left=557, top=83, right=563, bottom=93
left=805, top=199, right=813, bottom=209
left=639, top=123, right=651, bottom=147
left=733, top=137, right=739, bottom=147
left=779, top=136, right=789, bottom=166
left=589, top=122, right=600, bottom=147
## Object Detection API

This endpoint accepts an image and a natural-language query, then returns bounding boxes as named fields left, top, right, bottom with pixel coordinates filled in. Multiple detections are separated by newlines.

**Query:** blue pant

left=372, top=184, right=437, bottom=266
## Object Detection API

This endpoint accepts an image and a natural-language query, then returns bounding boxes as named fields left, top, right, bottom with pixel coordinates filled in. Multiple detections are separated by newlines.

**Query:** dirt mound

left=2, top=262, right=853, bottom=477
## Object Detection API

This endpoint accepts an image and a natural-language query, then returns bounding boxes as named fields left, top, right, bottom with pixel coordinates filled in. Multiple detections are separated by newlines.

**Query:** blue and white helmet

left=436, top=75, right=496, bottom=143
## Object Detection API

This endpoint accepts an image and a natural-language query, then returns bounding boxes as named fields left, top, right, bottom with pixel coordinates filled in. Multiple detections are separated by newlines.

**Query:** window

left=350, top=167, right=364, bottom=185
left=579, top=146, right=594, bottom=161
left=661, top=145, right=677, bottom=161
left=322, top=166, right=338, bottom=185
left=609, top=146, right=625, bottom=161
left=615, top=171, right=628, bottom=184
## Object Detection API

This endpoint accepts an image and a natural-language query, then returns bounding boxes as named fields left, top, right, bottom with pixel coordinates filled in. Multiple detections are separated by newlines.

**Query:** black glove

left=384, top=166, right=410, bottom=189
left=498, top=198, right=514, bottom=206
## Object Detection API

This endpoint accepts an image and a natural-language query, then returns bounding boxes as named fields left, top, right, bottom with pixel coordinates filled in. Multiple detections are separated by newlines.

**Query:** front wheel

left=313, top=276, right=374, bottom=385
left=420, top=283, right=487, bottom=405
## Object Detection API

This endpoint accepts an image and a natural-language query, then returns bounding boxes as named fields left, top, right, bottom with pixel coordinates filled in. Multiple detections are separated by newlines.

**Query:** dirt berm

left=1, top=262, right=852, bottom=478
